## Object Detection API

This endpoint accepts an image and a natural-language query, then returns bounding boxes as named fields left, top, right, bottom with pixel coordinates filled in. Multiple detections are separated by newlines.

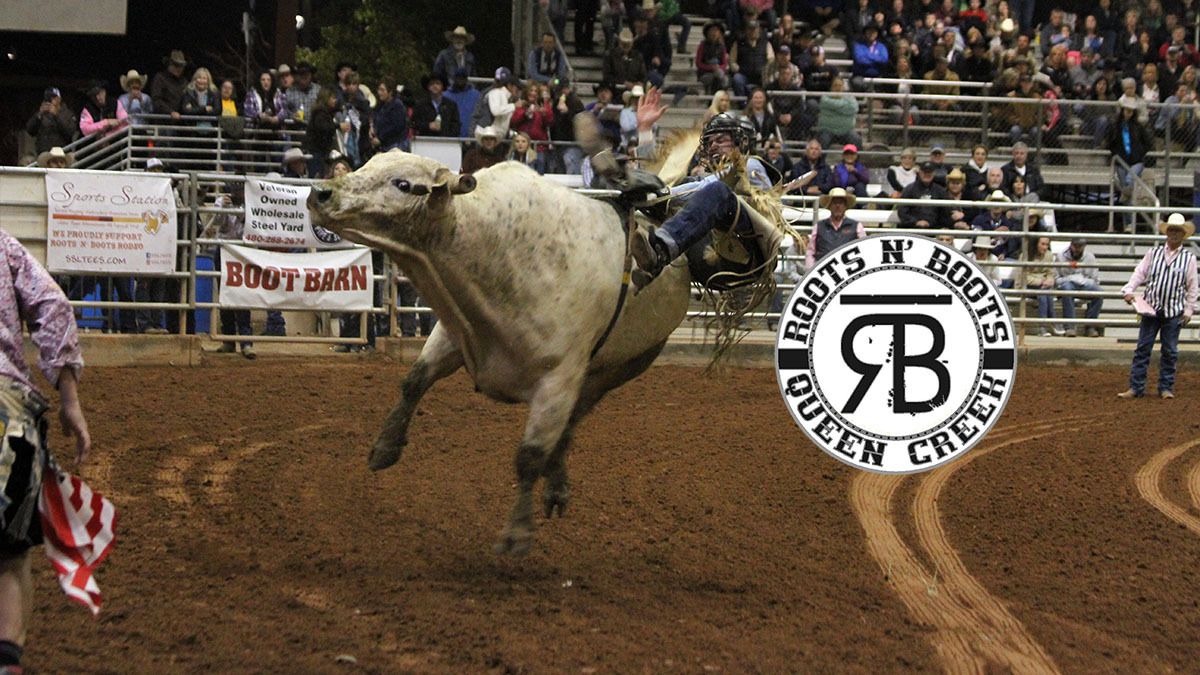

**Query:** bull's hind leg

left=495, top=364, right=584, bottom=556
left=369, top=325, right=463, bottom=470
left=542, top=341, right=668, bottom=518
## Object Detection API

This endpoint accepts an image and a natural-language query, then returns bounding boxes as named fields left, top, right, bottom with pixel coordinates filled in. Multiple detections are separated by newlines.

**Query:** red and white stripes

left=37, top=470, right=116, bottom=615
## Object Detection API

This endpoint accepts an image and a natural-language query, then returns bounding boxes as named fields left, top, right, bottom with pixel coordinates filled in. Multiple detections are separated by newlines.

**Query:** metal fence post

left=186, top=172, right=199, bottom=336
left=1164, top=116, right=1173, bottom=207
left=901, top=96, right=911, bottom=148
left=1018, top=203, right=1029, bottom=346
left=865, top=83, right=875, bottom=144
left=980, top=95, right=990, bottom=146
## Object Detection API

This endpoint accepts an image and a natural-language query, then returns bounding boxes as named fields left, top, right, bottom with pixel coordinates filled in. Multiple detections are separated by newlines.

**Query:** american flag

left=37, top=469, right=117, bottom=615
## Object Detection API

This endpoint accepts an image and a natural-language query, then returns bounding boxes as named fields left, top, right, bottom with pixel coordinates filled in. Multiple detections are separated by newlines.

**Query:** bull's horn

left=449, top=174, right=476, bottom=195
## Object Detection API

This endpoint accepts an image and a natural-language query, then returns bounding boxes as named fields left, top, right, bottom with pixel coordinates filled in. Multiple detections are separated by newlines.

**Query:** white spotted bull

left=308, top=152, right=691, bottom=555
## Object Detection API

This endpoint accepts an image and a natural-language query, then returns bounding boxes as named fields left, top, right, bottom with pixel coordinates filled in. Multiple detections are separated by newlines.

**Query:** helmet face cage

left=701, top=114, right=755, bottom=165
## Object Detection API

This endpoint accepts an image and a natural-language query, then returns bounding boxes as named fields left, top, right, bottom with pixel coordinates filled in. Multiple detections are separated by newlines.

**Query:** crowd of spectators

left=22, top=1, right=1200, bottom=337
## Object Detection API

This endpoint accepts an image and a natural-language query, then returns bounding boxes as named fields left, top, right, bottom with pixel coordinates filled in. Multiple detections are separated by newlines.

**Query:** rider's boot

left=631, top=228, right=672, bottom=291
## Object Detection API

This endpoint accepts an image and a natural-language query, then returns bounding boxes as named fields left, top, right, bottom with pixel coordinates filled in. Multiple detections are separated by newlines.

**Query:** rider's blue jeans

left=653, top=180, right=748, bottom=259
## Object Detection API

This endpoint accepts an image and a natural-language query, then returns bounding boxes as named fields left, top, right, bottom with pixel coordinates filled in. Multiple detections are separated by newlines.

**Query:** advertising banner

left=242, top=179, right=347, bottom=249
left=45, top=172, right=178, bottom=274
left=219, top=244, right=373, bottom=311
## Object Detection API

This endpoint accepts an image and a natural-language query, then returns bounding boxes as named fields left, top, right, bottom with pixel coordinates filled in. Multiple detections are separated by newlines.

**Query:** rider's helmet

left=700, top=112, right=756, bottom=163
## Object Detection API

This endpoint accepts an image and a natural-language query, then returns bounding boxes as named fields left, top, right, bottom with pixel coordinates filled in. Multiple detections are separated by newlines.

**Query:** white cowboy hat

left=818, top=187, right=856, bottom=208
left=1160, top=212, right=1196, bottom=237
left=622, top=84, right=645, bottom=104
left=36, top=146, right=74, bottom=168
left=281, top=147, right=311, bottom=166
left=120, top=69, right=147, bottom=91
left=985, top=189, right=1011, bottom=202
left=971, top=235, right=993, bottom=250
left=445, top=26, right=476, bottom=44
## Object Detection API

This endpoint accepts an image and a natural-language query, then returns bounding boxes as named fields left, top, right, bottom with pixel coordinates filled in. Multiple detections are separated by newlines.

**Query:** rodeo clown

left=577, top=87, right=804, bottom=292
left=0, top=227, right=92, bottom=673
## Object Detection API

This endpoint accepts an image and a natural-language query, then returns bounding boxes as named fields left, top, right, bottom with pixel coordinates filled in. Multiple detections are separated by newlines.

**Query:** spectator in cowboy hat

left=602, top=28, right=648, bottom=94
left=36, top=146, right=73, bottom=169
left=970, top=234, right=1002, bottom=284
left=971, top=190, right=1019, bottom=259
left=281, top=147, right=310, bottom=178
left=433, top=26, right=477, bottom=85
left=150, top=49, right=189, bottom=119
left=806, top=188, right=865, bottom=267
left=412, top=72, right=461, bottom=138
left=1119, top=213, right=1199, bottom=399
left=461, top=127, right=506, bottom=174
left=117, top=69, right=154, bottom=127
left=284, top=62, right=322, bottom=124
left=79, top=80, right=122, bottom=138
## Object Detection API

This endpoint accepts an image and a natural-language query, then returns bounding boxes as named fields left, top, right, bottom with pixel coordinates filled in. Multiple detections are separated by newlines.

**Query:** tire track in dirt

left=1188, top=455, right=1200, bottom=514
left=1134, top=437, right=1200, bottom=536
left=852, top=416, right=1091, bottom=674
left=203, top=424, right=326, bottom=506
left=154, top=444, right=213, bottom=507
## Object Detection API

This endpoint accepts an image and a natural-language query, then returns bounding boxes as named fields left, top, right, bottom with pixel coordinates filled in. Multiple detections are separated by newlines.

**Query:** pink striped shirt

left=1122, top=244, right=1199, bottom=318
left=0, top=229, right=83, bottom=392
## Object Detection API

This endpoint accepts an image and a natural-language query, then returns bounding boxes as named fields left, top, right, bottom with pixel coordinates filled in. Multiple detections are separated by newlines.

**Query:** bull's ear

left=430, top=167, right=452, bottom=192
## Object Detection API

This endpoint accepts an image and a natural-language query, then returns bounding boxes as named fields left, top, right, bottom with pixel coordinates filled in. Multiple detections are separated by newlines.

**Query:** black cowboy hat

left=702, top=20, right=725, bottom=36
left=334, top=61, right=358, bottom=73
left=593, top=81, right=615, bottom=96
left=162, top=49, right=188, bottom=67
left=82, top=79, right=107, bottom=98
left=294, top=62, right=316, bottom=75
left=420, top=73, right=448, bottom=89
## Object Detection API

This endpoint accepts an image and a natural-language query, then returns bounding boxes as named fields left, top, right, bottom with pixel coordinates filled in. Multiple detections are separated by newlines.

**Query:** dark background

left=0, top=0, right=515, bottom=165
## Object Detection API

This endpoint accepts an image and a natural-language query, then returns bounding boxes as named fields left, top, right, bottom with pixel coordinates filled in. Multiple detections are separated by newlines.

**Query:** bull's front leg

left=495, top=364, right=584, bottom=556
left=369, top=324, right=463, bottom=470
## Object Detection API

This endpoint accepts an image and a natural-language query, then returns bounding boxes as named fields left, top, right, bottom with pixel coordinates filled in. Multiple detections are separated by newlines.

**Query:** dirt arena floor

left=26, top=359, right=1200, bottom=673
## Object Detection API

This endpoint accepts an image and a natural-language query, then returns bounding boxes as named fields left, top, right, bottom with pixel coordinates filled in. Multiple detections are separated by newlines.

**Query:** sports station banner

left=44, top=172, right=178, bottom=274
left=219, top=244, right=373, bottom=311
left=242, top=179, right=348, bottom=249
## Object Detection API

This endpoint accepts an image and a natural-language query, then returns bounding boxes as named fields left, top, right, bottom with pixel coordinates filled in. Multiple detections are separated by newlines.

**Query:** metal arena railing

left=4, top=165, right=1199, bottom=348
left=54, top=113, right=307, bottom=174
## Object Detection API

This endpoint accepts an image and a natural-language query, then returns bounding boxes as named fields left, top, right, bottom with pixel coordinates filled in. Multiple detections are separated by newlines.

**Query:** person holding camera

left=24, top=88, right=78, bottom=156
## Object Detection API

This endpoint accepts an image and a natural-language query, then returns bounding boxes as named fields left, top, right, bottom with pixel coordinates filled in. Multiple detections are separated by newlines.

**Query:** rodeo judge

left=1118, top=213, right=1199, bottom=399
left=0, top=227, right=92, bottom=671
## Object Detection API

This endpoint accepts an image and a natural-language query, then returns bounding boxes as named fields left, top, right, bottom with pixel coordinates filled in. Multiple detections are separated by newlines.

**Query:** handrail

left=1109, top=154, right=1160, bottom=249
left=861, top=76, right=993, bottom=90
left=533, top=0, right=576, bottom=85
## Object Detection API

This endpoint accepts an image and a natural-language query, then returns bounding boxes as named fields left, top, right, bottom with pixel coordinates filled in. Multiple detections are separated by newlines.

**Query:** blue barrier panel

left=195, top=254, right=214, bottom=334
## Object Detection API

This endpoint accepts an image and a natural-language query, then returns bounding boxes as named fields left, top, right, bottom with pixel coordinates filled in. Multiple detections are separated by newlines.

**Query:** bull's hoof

left=367, top=440, right=404, bottom=471
left=493, top=526, right=534, bottom=556
left=542, top=485, right=570, bottom=518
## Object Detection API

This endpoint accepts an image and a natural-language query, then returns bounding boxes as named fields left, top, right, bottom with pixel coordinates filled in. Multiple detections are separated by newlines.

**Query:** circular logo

left=775, top=234, right=1017, bottom=474
left=311, top=223, right=342, bottom=245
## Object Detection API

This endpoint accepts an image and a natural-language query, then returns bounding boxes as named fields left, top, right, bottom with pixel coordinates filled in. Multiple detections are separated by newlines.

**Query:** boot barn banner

left=242, top=179, right=348, bottom=249
left=219, top=244, right=373, bottom=311
left=44, top=173, right=178, bottom=274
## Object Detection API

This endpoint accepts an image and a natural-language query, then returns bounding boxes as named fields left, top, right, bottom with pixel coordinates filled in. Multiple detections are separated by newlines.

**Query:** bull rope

left=588, top=208, right=637, bottom=360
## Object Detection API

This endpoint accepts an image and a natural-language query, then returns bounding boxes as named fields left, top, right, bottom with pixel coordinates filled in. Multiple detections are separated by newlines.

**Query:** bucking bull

left=308, top=119, right=794, bottom=555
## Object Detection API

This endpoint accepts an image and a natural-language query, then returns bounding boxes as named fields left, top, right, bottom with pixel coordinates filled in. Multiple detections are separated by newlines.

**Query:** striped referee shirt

left=1122, top=244, right=1199, bottom=318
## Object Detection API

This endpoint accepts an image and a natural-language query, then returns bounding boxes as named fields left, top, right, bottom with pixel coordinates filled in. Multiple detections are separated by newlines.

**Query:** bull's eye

left=392, top=179, right=411, bottom=192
